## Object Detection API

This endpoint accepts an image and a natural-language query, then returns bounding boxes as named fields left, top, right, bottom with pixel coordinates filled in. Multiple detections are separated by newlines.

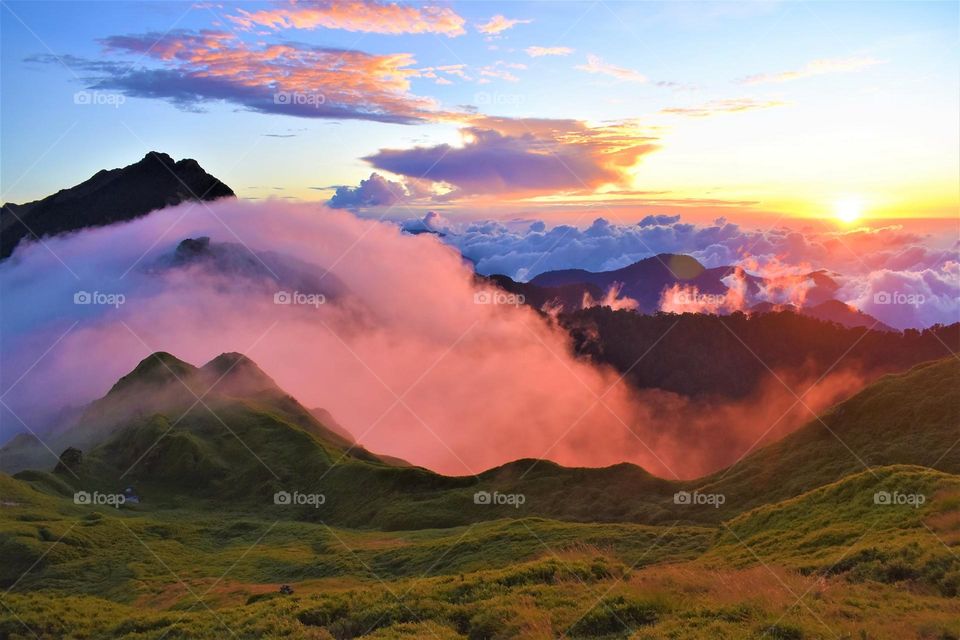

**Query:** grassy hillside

left=696, top=357, right=960, bottom=515
left=1, top=466, right=958, bottom=639
left=5, top=354, right=959, bottom=533
left=2, top=353, right=959, bottom=638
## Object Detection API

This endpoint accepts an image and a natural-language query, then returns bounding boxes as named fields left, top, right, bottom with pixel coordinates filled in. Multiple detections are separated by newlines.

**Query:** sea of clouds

left=402, top=211, right=959, bottom=330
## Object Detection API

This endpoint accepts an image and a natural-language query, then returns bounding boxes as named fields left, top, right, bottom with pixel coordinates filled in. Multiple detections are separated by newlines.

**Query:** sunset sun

left=833, top=197, right=864, bottom=224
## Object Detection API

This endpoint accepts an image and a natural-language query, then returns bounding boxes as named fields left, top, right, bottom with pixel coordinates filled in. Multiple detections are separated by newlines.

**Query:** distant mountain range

left=2, top=351, right=957, bottom=529
left=494, top=252, right=891, bottom=331
left=0, top=151, right=233, bottom=259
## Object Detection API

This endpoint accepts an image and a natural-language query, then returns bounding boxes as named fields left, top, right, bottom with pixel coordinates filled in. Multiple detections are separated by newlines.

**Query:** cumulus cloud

left=739, top=55, right=882, bottom=85
left=328, top=172, right=422, bottom=209
left=476, top=14, right=532, bottom=36
left=41, top=30, right=445, bottom=123
left=575, top=54, right=646, bottom=82
left=525, top=46, right=573, bottom=57
left=363, top=116, right=659, bottom=197
left=228, top=0, right=467, bottom=37
left=0, top=200, right=876, bottom=479
left=838, top=262, right=960, bottom=330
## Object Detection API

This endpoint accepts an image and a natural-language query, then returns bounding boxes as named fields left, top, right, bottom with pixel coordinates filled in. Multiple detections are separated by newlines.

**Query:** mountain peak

left=143, top=150, right=175, bottom=165
left=108, top=352, right=197, bottom=395
left=199, top=352, right=279, bottom=396
left=0, top=152, right=234, bottom=259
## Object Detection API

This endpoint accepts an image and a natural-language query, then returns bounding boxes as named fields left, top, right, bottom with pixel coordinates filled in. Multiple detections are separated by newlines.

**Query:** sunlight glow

left=833, top=197, right=864, bottom=224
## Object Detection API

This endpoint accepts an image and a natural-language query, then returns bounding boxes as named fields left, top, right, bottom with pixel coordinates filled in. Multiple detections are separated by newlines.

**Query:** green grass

left=2, top=466, right=959, bottom=639
left=2, top=356, right=959, bottom=637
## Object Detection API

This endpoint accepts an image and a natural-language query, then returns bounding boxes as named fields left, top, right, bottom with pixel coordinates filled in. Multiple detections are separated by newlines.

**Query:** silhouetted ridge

left=0, top=151, right=234, bottom=258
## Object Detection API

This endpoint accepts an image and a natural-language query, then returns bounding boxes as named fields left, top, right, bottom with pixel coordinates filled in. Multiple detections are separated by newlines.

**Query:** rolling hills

left=3, top=352, right=958, bottom=530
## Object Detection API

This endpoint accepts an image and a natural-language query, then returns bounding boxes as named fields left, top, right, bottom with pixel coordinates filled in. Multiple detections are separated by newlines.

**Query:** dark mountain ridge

left=1, top=151, right=234, bottom=259
left=561, top=306, right=958, bottom=398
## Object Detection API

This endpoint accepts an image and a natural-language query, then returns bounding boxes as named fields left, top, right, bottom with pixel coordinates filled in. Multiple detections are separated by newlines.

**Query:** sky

left=2, top=0, right=958, bottom=225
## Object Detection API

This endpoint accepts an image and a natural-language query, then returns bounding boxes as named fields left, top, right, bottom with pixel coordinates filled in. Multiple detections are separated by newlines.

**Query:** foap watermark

left=474, top=91, right=526, bottom=107
left=474, top=490, right=525, bottom=509
left=474, top=291, right=525, bottom=306
left=672, top=291, right=726, bottom=307
left=273, top=91, right=326, bottom=109
left=274, top=291, right=326, bottom=308
left=74, top=290, right=125, bottom=308
left=673, top=490, right=726, bottom=509
left=74, top=491, right=125, bottom=508
left=273, top=490, right=326, bottom=508
left=873, top=291, right=925, bottom=307
left=73, top=90, right=125, bottom=108
left=874, top=490, right=926, bottom=509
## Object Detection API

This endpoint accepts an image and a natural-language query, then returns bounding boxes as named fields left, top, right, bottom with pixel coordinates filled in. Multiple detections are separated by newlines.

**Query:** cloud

left=478, top=60, right=526, bottom=83
left=739, top=56, right=882, bottom=85
left=228, top=0, right=466, bottom=37
left=407, top=214, right=958, bottom=329
left=418, top=63, right=472, bottom=84
left=363, top=116, right=660, bottom=197
left=0, top=200, right=876, bottom=479
left=328, top=172, right=421, bottom=209
left=837, top=261, right=960, bottom=330
left=476, top=14, right=532, bottom=36
left=575, top=54, right=646, bottom=83
left=525, top=46, right=573, bottom=57
left=44, top=30, right=446, bottom=123
left=401, top=210, right=451, bottom=234
left=660, top=98, right=787, bottom=117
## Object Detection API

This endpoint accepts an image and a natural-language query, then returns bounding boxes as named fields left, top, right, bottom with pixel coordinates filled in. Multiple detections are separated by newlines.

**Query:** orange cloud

left=739, top=56, right=882, bottom=85
left=575, top=54, right=647, bottom=82
left=229, top=0, right=466, bottom=36
left=476, top=14, right=532, bottom=35
left=364, top=116, right=660, bottom=197
left=98, top=31, right=444, bottom=123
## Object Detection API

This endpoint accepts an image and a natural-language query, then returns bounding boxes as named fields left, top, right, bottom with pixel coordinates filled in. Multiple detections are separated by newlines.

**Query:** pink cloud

left=476, top=14, right=532, bottom=36
left=1, top=200, right=874, bottom=479
left=93, top=30, right=443, bottom=123
left=575, top=54, right=647, bottom=83
left=229, top=0, right=466, bottom=37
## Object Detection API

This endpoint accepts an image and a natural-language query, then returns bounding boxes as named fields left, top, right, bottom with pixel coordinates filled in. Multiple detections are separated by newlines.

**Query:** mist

left=1, top=200, right=868, bottom=479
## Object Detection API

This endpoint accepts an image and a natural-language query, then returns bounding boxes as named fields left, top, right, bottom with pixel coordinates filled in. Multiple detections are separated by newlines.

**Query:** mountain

left=483, top=273, right=603, bottom=311
left=525, top=254, right=846, bottom=315
left=803, top=299, right=896, bottom=332
left=561, top=306, right=958, bottom=398
left=4, top=352, right=958, bottom=530
left=529, top=253, right=750, bottom=312
left=0, top=151, right=234, bottom=259
left=148, top=236, right=348, bottom=301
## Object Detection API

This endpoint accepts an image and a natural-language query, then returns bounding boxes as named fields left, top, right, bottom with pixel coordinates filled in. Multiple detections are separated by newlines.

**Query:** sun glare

left=833, top=197, right=863, bottom=224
